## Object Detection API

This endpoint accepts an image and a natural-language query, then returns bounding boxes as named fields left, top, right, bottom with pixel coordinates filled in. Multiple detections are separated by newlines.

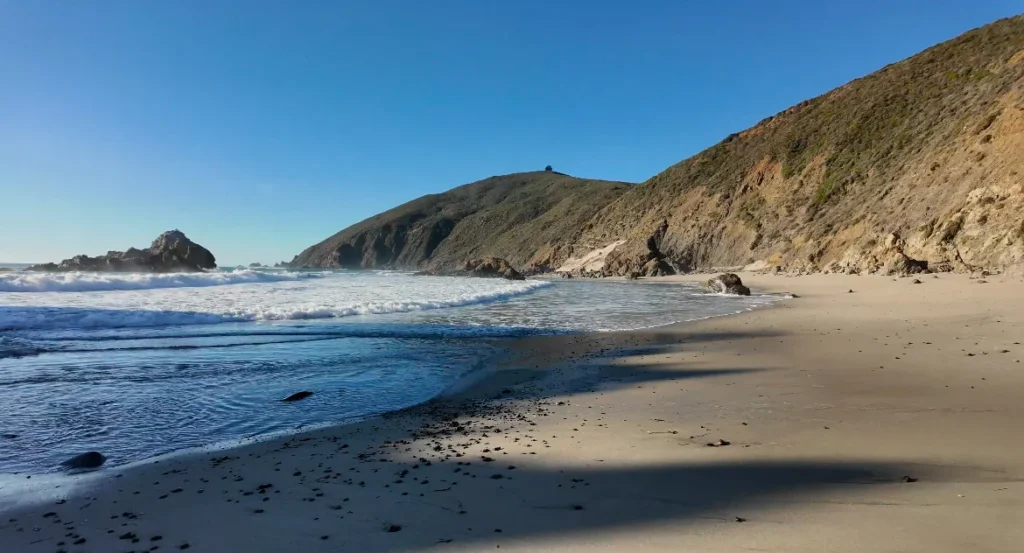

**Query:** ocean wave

left=0, top=270, right=317, bottom=293
left=0, top=280, right=552, bottom=331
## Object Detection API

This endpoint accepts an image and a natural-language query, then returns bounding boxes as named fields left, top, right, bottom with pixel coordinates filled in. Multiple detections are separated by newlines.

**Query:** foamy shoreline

left=1, top=272, right=1022, bottom=553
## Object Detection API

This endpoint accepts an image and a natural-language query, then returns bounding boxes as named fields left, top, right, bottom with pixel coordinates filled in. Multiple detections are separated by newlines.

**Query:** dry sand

left=1, top=272, right=1022, bottom=552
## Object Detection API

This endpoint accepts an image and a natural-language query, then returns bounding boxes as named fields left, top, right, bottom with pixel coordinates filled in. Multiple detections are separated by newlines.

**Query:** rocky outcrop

left=704, top=273, right=751, bottom=296
left=462, top=257, right=525, bottom=280
left=417, top=257, right=526, bottom=280
left=26, top=230, right=216, bottom=273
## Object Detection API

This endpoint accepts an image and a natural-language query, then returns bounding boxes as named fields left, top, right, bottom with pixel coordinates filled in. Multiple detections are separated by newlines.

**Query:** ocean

left=0, top=268, right=783, bottom=473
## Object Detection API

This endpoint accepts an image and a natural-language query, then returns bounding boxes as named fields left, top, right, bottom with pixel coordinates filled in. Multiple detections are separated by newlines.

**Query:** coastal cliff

left=294, top=16, right=1024, bottom=277
left=289, top=171, right=631, bottom=272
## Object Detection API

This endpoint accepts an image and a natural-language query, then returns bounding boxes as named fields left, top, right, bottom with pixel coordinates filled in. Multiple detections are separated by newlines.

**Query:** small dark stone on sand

left=706, top=439, right=731, bottom=447
left=119, top=532, right=137, bottom=540
left=179, top=543, right=190, bottom=550
left=386, top=524, right=402, bottom=533
left=735, top=517, right=747, bottom=522
left=901, top=476, right=918, bottom=483
left=60, top=451, right=106, bottom=470
left=320, top=535, right=329, bottom=540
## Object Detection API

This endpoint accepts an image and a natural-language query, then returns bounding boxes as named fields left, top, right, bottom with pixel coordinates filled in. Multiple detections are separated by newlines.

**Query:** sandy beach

left=1, top=272, right=1022, bottom=553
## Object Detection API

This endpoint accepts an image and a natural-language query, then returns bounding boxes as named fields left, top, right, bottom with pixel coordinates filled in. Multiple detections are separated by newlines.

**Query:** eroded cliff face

left=566, top=16, right=1024, bottom=277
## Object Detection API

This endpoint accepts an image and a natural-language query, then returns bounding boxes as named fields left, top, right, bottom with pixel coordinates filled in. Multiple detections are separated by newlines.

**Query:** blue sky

left=1, top=1, right=1019, bottom=265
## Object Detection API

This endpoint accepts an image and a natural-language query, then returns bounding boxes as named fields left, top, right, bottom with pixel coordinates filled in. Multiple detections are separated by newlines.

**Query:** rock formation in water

left=704, top=273, right=752, bottom=296
left=61, top=451, right=106, bottom=470
left=27, top=230, right=216, bottom=273
left=294, top=17, right=1024, bottom=277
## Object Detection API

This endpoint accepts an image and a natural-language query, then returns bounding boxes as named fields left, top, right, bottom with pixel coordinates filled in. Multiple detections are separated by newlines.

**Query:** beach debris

left=282, top=391, right=314, bottom=402
left=706, top=439, right=731, bottom=447
left=60, top=451, right=106, bottom=470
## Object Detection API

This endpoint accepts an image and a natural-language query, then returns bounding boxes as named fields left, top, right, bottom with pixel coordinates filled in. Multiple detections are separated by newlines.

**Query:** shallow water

left=0, top=270, right=782, bottom=473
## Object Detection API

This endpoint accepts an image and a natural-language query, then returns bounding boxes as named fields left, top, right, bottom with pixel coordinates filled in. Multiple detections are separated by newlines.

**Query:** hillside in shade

left=295, top=16, right=1024, bottom=276
left=290, top=171, right=632, bottom=272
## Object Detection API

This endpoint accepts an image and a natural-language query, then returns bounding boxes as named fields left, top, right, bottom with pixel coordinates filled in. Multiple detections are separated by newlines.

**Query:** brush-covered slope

left=290, top=172, right=631, bottom=271
left=574, top=15, right=1024, bottom=276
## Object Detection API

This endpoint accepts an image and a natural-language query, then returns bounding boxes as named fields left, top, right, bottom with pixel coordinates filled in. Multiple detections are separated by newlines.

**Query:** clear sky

left=1, top=1, right=1020, bottom=265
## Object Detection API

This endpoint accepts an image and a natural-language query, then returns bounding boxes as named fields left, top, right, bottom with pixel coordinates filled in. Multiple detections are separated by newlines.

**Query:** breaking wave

left=0, top=280, right=552, bottom=331
left=0, top=269, right=317, bottom=293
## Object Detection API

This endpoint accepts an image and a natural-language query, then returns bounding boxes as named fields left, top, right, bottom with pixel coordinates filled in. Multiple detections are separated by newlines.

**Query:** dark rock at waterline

left=704, top=273, right=751, bottom=296
left=416, top=257, right=526, bottom=280
left=282, top=391, right=314, bottom=402
left=26, top=230, right=216, bottom=273
left=463, top=257, right=525, bottom=280
left=61, top=451, right=106, bottom=470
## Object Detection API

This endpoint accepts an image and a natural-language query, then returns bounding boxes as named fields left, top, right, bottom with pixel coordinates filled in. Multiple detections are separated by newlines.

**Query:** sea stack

left=26, top=230, right=216, bottom=273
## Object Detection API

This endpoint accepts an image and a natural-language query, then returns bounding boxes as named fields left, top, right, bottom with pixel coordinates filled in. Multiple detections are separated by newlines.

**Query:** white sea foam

left=0, top=273, right=552, bottom=330
left=0, top=269, right=314, bottom=293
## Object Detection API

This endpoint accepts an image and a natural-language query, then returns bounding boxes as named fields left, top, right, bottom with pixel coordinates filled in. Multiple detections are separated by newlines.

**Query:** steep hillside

left=290, top=172, right=631, bottom=271
left=295, top=16, right=1024, bottom=277
left=572, top=15, right=1024, bottom=276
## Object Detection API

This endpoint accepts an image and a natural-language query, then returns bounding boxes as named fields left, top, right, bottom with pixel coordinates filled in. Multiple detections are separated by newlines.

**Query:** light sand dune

left=1, top=272, right=1022, bottom=552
